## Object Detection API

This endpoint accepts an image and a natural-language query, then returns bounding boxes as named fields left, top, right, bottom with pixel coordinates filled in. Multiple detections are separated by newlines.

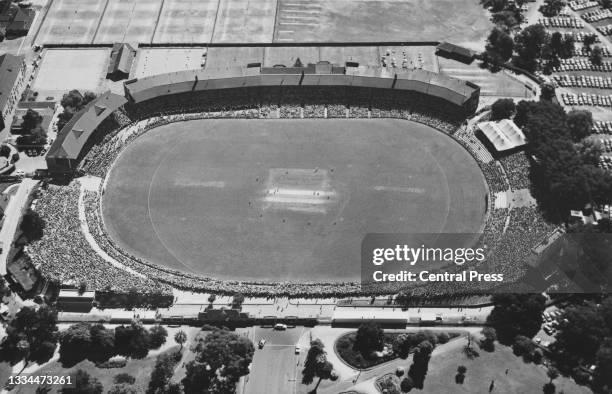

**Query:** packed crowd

left=555, top=57, right=610, bottom=72
left=483, top=207, right=558, bottom=284
left=538, top=17, right=584, bottom=28
left=479, top=162, right=509, bottom=193
left=27, top=183, right=170, bottom=294
left=569, top=0, right=598, bottom=11
left=561, top=92, right=612, bottom=107
left=552, top=74, right=612, bottom=89
left=499, top=152, right=531, bottom=190
left=581, top=8, right=612, bottom=23
left=593, top=120, right=612, bottom=133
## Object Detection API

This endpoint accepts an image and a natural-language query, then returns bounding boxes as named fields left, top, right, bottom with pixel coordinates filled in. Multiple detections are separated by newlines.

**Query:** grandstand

left=46, top=61, right=480, bottom=173
left=477, top=119, right=527, bottom=155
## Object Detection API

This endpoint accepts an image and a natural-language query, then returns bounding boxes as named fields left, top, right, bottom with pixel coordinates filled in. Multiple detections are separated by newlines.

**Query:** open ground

left=31, top=48, right=109, bottom=100
left=102, top=119, right=487, bottom=282
left=35, top=0, right=492, bottom=46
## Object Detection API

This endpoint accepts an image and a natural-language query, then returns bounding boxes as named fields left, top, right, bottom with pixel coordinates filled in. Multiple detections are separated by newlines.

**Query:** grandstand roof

left=124, top=62, right=479, bottom=107
left=46, top=91, right=127, bottom=161
left=478, top=119, right=527, bottom=152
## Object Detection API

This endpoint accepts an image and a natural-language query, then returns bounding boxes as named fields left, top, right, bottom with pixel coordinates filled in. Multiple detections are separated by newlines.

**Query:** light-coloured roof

left=478, top=119, right=527, bottom=152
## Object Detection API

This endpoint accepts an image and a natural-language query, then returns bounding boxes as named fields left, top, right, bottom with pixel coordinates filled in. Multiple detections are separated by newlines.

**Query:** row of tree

left=59, top=321, right=168, bottom=366
left=513, top=98, right=612, bottom=221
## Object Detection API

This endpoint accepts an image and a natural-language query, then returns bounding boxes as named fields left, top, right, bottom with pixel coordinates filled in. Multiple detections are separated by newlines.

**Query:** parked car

left=274, top=323, right=287, bottom=331
left=258, top=338, right=266, bottom=349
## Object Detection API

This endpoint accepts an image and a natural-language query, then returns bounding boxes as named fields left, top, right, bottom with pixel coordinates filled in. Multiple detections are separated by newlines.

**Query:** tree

left=539, top=0, right=565, bottom=16
left=59, top=323, right=92, bottom=367
left=302, top=339, right=325, bottom=385
left=231, top=292, right=245, bottom=309
left=408, top=340, right=434, bottom=389
left=147, top=352, right=178, bottom=394
left=481, top=0, right=509, bottom=12
left=484, top=28, right=514, bottom=67
left=354, top=322, right=384, bottom=357
left=61, top=370, right=102, bottom=394
left=594, top=339, right=612, bottom=390
left=543, top=382, right=556, bottom=394
left=21, top=109, right=42, bottom=134
left=165, top=383, right=182, bottom=394
left=566, top=109, right=593, bottom=141
left=114, top=373, right=136, bottom=385
left=490, top=98, right=515, bottom=120
left=392, top=334, right=411, bottom=359
left=57, top=90, right=97, bottom=131
left=401, top=376, right=414, bottom=392
left=513, top=24, right=550, bottom=72
left=0, top=306, right=58, bottom=366
left=108, top=385, right=137, bottom=394
left=20, top=209, right=45, bottom=242
left=549, top=32, right=574, bottom=59
left=89, top=324, right=115, bottom=363
left=456, top=365, right=467, bottom=384
left=302, top=339, right=335, bottom=393
left=78, top=281, right=87, bottom=295
left=583, top=34, right=597, bottom=53
left=182, top=327, right=254, bottom=394
left=487, top=294, right=546, bottom=343
left=0, top=145, right=10, bottom=158
left=148, top=325, right=168, bottom=349
left=115, top=321, right=151, bottom=359
left=174, top=330, right=187, bottom=351
left=512, top=335, right=534, bottom=357
left=547, top=366, right=559, bottom=384
left=590, top=46, right=603, bottom=66
left=540, top=82, right=556, bottom=101
left=480, top=327, right=497, bottom=352
left=554, top=301, right=608, bottom=369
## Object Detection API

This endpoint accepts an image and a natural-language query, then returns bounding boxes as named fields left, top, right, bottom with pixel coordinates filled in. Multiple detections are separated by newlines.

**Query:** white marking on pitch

left=374, top=186, right=425, bottom=194
left=175, top=180, right=226, bottom=188
left=262, top=169, right=337, bottom=214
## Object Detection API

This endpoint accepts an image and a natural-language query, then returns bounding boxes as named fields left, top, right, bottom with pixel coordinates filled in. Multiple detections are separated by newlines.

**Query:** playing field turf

left=102, top=119, right=487, bottom=282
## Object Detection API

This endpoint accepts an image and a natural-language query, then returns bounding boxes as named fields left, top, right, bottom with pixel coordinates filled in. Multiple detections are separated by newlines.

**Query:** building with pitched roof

left=107, top=43, right=137, bottom=79
left=45, top=91, right=127, bottom=172
left=477, top=119, right=527, bottom=153
left=0, top=53, right=25, bottom=131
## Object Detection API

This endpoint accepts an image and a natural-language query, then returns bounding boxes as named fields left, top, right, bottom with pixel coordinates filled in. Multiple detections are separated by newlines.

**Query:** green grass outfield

left=102, top=119, right=487, bottom=282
